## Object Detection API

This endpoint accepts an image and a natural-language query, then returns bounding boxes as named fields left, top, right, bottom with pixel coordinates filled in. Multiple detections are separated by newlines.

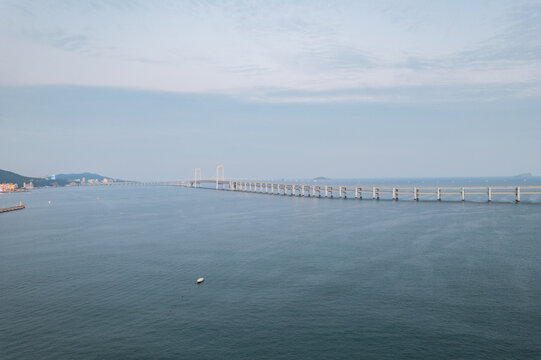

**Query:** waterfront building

left=0, top=183, right=18, bottom=192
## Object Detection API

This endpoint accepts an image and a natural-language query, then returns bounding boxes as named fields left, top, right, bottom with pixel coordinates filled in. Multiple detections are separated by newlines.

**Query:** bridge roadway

left=93, top=179, right=541, bottom=202
left=180, top=179, right=541, bottom=203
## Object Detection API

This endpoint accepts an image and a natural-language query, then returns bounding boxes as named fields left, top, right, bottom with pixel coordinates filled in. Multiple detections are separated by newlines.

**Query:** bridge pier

left=355, top=187, right=362, bottom=199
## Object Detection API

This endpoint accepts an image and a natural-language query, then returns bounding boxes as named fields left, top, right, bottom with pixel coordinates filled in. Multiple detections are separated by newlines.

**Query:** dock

left=0, top=204, right=25, bottom=213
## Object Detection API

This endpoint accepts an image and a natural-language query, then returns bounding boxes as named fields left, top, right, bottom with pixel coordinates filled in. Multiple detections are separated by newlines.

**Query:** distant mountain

left=0, top=169, right=117, bottom=188
left=0, top=169, right=65, bottom=188
left=55, top=172, right=112, bottom=181
left=512, top=173, right=532, bottom=178
left=313, top=176, right=332, bottom=181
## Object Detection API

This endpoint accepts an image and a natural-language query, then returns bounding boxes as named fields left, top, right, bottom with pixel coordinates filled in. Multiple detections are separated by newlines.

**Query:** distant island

left=313, top=176, right=332, bottom=181
left=512, top=173, right=532, bottom=178
left=0, top=169, right=121, bottom=191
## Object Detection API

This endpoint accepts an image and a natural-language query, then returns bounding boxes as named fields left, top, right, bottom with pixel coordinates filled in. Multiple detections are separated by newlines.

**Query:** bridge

left=180, top=165, right=541, bottom=203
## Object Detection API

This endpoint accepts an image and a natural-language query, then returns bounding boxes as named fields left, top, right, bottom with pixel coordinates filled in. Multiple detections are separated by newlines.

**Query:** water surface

left=1, top=186, right=540, bottom=359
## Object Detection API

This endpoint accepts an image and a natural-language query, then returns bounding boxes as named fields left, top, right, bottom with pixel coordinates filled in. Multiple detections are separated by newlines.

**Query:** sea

left=1, top=178, right=541, bottom=359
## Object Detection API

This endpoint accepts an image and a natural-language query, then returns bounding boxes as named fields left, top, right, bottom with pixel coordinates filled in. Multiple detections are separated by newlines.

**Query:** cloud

left=1, top=0, right=540, bottom=103
left=24, top=29, right=89, bottom=52
left=242, top=81, right=541, bottom=104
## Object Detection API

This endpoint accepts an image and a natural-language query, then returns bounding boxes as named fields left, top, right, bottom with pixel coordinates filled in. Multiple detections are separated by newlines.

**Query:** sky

left=1, top=0, right=540, bottom=181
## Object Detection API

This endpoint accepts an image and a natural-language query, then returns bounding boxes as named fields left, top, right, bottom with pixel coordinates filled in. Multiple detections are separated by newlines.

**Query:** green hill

left=0, top=169, right=119, bottom=188
left=0, top=169, right=65, bottom=187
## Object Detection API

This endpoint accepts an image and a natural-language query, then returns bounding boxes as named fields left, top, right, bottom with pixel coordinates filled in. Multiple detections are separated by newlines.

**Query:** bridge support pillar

left=437, top=188, right=441, bottom=201
left=488, top=187, right=492, bottom=202
left=516, top=187, right=520, bottom=202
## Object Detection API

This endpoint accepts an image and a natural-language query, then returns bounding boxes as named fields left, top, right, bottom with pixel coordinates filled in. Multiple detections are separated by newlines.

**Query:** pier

left=178, top=166, right=541, bottom=203
left=0, top=203, right=25, bottom=214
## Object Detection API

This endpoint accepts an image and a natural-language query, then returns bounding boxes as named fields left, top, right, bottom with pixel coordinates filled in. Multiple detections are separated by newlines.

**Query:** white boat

left=196, top=277, right=205, bottom=284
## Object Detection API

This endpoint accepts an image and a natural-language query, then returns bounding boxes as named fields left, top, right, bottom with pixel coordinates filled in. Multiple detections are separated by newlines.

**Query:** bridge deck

left=181, top=179, right=541, bottom=203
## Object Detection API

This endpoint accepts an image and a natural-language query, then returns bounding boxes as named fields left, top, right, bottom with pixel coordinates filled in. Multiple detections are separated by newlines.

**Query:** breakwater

left=0, top=204, right=25, bottom=213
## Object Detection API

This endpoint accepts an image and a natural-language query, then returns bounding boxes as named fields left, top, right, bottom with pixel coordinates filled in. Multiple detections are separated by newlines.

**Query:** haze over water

left=1, top=184, right=540, bottom=359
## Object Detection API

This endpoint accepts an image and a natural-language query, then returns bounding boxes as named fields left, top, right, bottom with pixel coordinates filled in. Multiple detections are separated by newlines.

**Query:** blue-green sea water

left=1, top=185, right=541, bottom=359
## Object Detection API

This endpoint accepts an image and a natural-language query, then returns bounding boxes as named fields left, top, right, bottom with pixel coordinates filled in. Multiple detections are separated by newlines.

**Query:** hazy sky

left=1, top=0, right=540, bottom=181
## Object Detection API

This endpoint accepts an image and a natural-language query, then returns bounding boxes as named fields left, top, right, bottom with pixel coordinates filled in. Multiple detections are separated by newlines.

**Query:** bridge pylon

left=194, top=168, right=202, bottom=187
left=216, top=165, right=225, bottom=189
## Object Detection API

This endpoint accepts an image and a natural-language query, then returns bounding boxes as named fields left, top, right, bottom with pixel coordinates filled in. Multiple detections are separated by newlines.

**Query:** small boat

left=196, top=277, right=205, bottom=284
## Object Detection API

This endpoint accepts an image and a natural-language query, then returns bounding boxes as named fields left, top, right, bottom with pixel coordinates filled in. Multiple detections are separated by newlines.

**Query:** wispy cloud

left=24, top=29, right=89, bottom=52
left=1, top=0, right=540, bottom=103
